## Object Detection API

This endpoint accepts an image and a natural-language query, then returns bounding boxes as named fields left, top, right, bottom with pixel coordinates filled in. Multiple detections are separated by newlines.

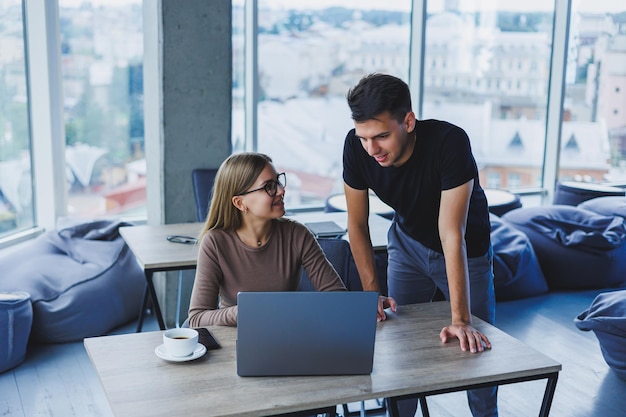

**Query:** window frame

left=241, top=0, right=572, bottom=206
left=4, top=0, right=581, bottom=247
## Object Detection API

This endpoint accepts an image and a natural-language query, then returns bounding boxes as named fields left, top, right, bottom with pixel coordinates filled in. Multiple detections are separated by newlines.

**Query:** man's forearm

left=353, top=249, right=379, bottom=292
left=442, top=245, right=472, bottom=324
left=348, top=227, right=380, bottom=292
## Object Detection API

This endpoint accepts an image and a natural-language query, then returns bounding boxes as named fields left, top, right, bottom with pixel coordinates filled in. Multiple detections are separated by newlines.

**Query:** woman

left=188, top=152, right=346, bottom=327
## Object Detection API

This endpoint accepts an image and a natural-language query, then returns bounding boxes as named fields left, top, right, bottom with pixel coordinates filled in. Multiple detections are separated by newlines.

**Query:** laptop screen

left=236, top=291, right=378, bottom=376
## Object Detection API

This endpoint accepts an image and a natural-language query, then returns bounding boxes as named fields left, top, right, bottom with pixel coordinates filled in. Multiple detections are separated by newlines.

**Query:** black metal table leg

left=145, top=270, right=166, bottom=330
left=419, top=396, right=430, bottom=417
left=136, top=283, right=150, bottom=332
left=385, top=396, right=429, bottom=417
left=539, top=373, right=559, bottom=417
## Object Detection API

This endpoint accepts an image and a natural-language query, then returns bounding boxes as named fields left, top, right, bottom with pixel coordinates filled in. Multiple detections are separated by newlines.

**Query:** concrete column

left=144, top=0, right=232, bottom=327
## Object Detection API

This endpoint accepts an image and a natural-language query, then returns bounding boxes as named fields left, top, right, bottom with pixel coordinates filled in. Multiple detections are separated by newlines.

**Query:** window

left=5, top=1, right=625, bottom=246
left=422, top=1, right=554, bottom=192
left=507, top=172, right=522, bottom=189
left=232, top=0, right=245, bottom=153
left=59, top=0, right=145, bottom=219
left=235, top=0, right=411, bottom=207
left=236, top=1, right=626, bottom=208
left=0, top=1, right=35, bottom=239
left=487, top=172, right=501, bottom=190
left=560, top=1, right=626, bottom=184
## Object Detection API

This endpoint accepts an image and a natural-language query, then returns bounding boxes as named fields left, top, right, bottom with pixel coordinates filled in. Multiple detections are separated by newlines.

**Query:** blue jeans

left=386, top=221, right=498, bottom=417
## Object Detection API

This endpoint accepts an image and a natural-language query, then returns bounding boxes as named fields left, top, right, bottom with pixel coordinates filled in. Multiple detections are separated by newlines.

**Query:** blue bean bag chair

left=489, top=214, right=549, bottom=300
left=502, top=206, right=626, bottom=290
left=0, top=220, right=145, bottom=343
left=578, top=196, right=626, bottom=219
left=575, top=290, right=626, bottom=381
left=0, top=291, right=32, bottom=373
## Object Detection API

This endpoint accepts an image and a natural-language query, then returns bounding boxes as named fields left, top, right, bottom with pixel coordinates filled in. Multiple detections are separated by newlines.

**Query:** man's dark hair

left=346, top=73, right=412, bottom=123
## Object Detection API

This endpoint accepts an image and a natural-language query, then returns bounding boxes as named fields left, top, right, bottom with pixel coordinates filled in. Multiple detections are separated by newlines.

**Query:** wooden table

left=120, top=222, right=202, bottom=331
left=120, top=212, right=392, bottom=331
left=84, top=302, right=561, bottom=417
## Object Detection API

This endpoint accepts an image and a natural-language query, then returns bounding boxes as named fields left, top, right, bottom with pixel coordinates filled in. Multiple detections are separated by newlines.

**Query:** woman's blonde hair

left=199, top=152, right=272, bottom=237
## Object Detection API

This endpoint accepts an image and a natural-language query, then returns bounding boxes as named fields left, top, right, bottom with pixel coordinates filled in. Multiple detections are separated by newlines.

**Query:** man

left=343, top=73, right=497, bottom=417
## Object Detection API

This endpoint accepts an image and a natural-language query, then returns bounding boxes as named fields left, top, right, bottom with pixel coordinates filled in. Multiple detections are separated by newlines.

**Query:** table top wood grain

left=120, top=222, right=202, bottom=271
left=84, top=301, right=561, bottom=417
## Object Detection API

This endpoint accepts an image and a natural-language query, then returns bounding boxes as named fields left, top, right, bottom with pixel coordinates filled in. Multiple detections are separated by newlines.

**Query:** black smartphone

left=194, top=327, right=221, bottom=350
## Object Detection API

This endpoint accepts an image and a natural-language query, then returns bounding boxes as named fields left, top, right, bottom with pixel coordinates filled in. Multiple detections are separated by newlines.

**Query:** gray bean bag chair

left=0, top=220, right=145, bottom=343
left=489, top=214, right=549, bottom=300
left=575, top=290, right=626, bottom=381
left=503, top=206, right=626, bottom=290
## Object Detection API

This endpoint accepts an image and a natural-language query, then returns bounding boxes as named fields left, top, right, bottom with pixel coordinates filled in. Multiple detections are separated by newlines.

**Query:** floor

left=1, top=289, right=625, bottom=417
left=0, top=315, right=160, bottom=417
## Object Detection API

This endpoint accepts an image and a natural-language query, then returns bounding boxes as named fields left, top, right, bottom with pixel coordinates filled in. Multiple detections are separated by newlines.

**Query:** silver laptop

left=236, top=291, right=379, bottom=377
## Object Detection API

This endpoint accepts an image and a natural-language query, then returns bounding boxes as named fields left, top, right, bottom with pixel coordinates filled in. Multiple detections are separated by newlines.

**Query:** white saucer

left=155, top=343, right=207, bottom=362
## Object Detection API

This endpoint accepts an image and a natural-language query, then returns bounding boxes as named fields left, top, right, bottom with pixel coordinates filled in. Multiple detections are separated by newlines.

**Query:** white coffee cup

left=163, top=328, right=199, bottom=357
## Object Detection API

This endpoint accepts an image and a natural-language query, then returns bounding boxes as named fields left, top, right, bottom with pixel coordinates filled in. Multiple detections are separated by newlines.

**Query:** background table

left=84, top=301, right=561, bottom=417
left=484, top=188, right=522, bottom=217
left=120, top=222, right=202, bottom=331
left=553, top=181, right=625, bottom=206
left=325, top=193, right=395, bottom=220
left=121, top=212, right=392, bottom=331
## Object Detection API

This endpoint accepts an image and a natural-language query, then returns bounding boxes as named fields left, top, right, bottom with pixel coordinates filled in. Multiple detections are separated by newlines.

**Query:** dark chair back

left=192, top=168, right=219, bottom=222
left=299, top=238, right=388, bottom=295
left=299, top=238, right=352, bottom=291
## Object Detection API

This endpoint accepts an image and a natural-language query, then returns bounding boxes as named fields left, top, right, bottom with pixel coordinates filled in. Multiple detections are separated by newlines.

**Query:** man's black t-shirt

left=343, top=119, right=490, bottom=257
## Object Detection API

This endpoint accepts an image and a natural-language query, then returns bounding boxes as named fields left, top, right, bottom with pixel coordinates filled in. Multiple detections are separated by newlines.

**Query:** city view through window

left=0, top=0, right=33, bottom=235
left=59, top=0, right=145, bottom=219
left=238, top=0, right=626, bottom=206
left=0, top=1, right=625, bottom=238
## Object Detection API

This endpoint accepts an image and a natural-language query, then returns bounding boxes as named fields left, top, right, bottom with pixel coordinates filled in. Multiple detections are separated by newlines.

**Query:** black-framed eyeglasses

left=236, top=172, right=286, bottom=197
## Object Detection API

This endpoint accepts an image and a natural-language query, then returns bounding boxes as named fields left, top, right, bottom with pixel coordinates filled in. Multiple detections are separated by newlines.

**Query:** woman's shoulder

left=201, top=228, right=236, bottom=246
left=275, top=217, right=308, bottom=230
left=273, top=218, right=313, bottom=239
